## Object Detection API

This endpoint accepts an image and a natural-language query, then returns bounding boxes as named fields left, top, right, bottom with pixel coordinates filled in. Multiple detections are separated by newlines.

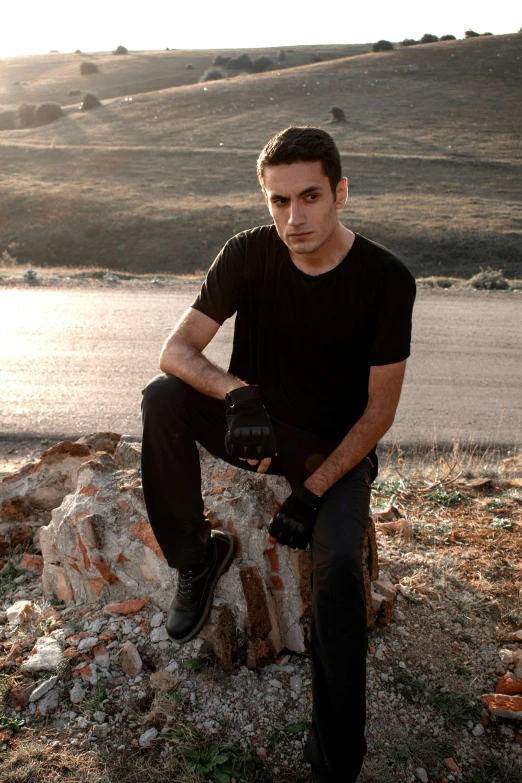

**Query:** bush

left=114, top=45, right=128, bottom=55
left=372, top=40, right=394, bottom=52
left=199, top=68, right=227, bottom=83
left=252, top=56, right=275, bottom=73
left=35, top=103, right=64, bottom=126
left=80, top=61, right=98, bottom=75
left=0, top=111, right=16, bottom=131
left=68, top=89, right=81, bottom=96
left=226, top=54, right=253, bottom=70
left=420, top=33, right=439, bottom=43
left=329, top=106, right=346, bottom=122
left=213, top=55, right=230, bottom=66
left=80, top=93, right=101, bottom=110
left=400, top=38, right=418, bottom=47
left=185, top=63, right=194, bottom=69
left=278, top=49, right=286, bottom=62
left=440, top=34, right=456, bottom=41
left=311, top=54, right=323, bottom=63
left=465, top=30, right=480, bottom=38
left=469, top=267, right=510, bottom=290
left=18, top=103, right=36, bottom=128
left=74, top=49, right=82, bottom=54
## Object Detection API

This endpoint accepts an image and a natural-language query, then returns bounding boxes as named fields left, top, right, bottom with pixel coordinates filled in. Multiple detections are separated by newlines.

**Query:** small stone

left=150, top=626, right=169, bottom=643
left=289, top=675, right=302, bottom=693
left=472, top=723, right=484, bottom=737
left=80, top=663, right=98, bottom=686
left=76, top=715, right=89, bottom=728
left=6, top=600, right=33, bottom=626
left=119, top=641, right=142, bottom=677
left=483, top=694, right=522, bottom=720
left=92, top=723, right=109, bottom=738
left=268, top=679, right=282, bottom=689
left=37, top=687, right=61, bottom=716
left=77, top=636, right=99, bottom=652
left=257, top=747, right=267, bottom=759
left=29, top=675, right=59, bottom=702
left=150, top=612, right=164, bottom=629
left=69, top=683, right=85, bottom=704
left=416, top=768, right=428, bottom=783
left=139, top=728, right=158, bottom=748
left=105, top=598, right=151, bottom=616
left=445, top=758, right=462, bottom=773
left=93, top=710, right=106, bottom=723
left=22, top=636, right=63, bottom=672
left=496, top=672, right=522, bottom=696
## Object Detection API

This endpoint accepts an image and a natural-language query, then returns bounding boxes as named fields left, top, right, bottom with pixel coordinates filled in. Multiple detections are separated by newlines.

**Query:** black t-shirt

left=191, top=224, right=416, bottom=442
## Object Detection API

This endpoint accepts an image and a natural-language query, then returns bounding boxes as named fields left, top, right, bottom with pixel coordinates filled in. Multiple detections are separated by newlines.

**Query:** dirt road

left=0, top=285, right=520, bottom=450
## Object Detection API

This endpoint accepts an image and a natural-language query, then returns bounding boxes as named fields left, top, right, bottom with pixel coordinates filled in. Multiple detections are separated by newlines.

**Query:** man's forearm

left=303, top=404, right=394, bottom=496
left=159, top=343, right=245, bottom=400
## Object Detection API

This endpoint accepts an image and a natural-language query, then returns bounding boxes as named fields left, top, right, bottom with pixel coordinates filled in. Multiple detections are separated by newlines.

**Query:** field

left=0, top=34, right=521, bottom=278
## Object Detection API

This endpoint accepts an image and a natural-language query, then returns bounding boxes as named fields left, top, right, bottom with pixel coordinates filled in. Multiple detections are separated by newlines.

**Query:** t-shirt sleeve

left=370, top=257, right=416, bottom=365
left=190, top=235, right=245, bottom=325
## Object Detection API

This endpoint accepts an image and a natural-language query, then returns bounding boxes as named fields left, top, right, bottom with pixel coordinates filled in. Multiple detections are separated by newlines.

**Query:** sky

left=1, top=0, right=520, bottom=57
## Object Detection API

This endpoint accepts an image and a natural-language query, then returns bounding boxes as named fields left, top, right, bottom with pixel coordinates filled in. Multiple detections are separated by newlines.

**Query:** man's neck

left=288, top=224, right=355, bottom=277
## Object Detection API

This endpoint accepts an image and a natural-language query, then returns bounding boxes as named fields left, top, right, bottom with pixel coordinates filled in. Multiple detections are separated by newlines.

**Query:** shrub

left=74, top=49, right=82, bottom=54
left=329, top=106, right=346, bottom=122
left=80, top=93, right=101, bottom=110
left=68, top=89, right=81, bottom=96
left=311, top=54, right=323, bottom=62
left=199, top=68, right=227, bottom=83
left=400, top=38, right=418, bottom=47
left=226, top=54, right=253, bottom=70
left=113, top=45, right=128, bottom=55
left=18, top=103, right=36, bottom=128
left=35, top=103, right=64, bottom=126
left=278, top=49, right=286, bottom=62
left=483, top=32, right=493, bottom=36
left=373, top=40, right=394, bottom=52
left=469, top=267, right=510, bottom=290
left=465, top=30, right=480, bottom=38
left=0, top=111, right=16, bottom=131
left=440, top=34, right=456, bottom=41
left=252, top=56, right=275, bottom=73
left=185, top=63, right=194, bottom=69
left=80, top=61, right=98, bottom=75
left=420, top=33, right=439, bottom=43
left=213, top=55, right=230, bottom=66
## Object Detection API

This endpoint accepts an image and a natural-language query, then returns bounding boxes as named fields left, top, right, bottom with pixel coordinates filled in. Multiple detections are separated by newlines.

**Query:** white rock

left=289, top=675, right=302, bottom=693
left=269, top=679, right=283, bottom=689
left=150, top=612, right=165, bottom=629
left=472, top=723, right=485, bottom=737
left=139, top=728, right=158, bottom=748
left=29, top=675, right=60, bottom=702
left=22, top=637, right=63, bottom=672
left=88, top=619, right=105, bottom=635
left=499, top=648, right=517, bottom=666
left=76, top=715, right=89, bottom=728
left=416, top=768, right=428, bottom=783
left=38, top=687, right=61, bottom=716
left=92, top=723, right=109, bottom=738
left=6, top=600, right=33, bottom=626
left=150, top=626, right=169, bottom=643
left=77, top=636, right=99, bottom=652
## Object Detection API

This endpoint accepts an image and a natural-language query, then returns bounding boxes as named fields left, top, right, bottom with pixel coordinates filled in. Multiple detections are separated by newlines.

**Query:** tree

left=420, top=33, right=439, bottom=44
left=400, top=38, right=418, bottom=47
left=372, top=40, right=394, bottom=52
left=465, top=30, right=480, bottom=38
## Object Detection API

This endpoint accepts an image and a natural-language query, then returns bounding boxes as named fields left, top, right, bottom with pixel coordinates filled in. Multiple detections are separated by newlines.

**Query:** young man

left=141, top=126, right=416, bottom=782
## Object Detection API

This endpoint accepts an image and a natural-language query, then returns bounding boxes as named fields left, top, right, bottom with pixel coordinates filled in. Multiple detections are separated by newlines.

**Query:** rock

left=93, top=710, right=107, bottom=723
left=77, top=636, right=99, bottom=652
left=445, top=758, right=462, bottom=774
left=150, top=611, right=164, bottom=628
left=372, top=578, right=397, bottom=602
left=6, top=599, right=33, bottom=626
left=114, top=436, right=142, bottom=471
left=289, top=675, right=302, bottom=693
left=472, top=723, right=485, bottom=737
left=29, top=675, right=60, bottom=702
left=92, top=723, right=109, bottom=738
left=483, top=694, right=522, bottom=720
left=496, top=672, right=522, bottom=696
left=19, top=553, right=44, bottom=572
left=119, top=641, right=142, bottom=677
left=37, top=686, right=61, bottom=716
left=105, top=598, right=151, bottom=615
left=416, top=768, right=428, bottom=783
left=79, top=663, right=98, bottom=686
left=22, top=636, right=63, bottom=671
left=150, top=626, right=169, bottom=643
left=138, top=727, right=158, bottom=748
left=69, top=682, right=85, bottom=704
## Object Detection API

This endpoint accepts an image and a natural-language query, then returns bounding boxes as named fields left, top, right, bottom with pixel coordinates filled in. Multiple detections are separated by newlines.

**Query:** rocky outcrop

left=5, top=434, right=396, bottom=670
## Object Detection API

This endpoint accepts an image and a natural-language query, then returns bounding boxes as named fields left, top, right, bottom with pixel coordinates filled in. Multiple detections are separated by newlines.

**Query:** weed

left=490, top=517, right=513, bottom=530
left=395, top=671, right=427, bottom=702
left=427, top=488, right=469, bottom=506
left=0, top=562, right=23, bottom=595
left=0, top=714, right=24, bottom=732
left=81, top=679, right=107, bottom=714
left=426, top=688, right=481, bottom=728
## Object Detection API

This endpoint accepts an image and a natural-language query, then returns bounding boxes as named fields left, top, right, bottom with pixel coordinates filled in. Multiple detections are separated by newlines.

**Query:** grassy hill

left=0, top=35, right=521, bottom=277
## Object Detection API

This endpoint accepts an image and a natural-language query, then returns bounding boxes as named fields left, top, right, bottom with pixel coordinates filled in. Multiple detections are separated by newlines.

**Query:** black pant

left=141, top=374, right=373, bottom=783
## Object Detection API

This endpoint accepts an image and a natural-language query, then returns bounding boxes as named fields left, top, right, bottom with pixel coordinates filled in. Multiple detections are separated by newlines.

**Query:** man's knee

left=141, top=373, right=189, bottom=417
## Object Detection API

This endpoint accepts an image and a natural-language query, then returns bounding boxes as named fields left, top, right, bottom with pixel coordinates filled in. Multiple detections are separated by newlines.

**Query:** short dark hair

left=257, top=126, right=342, bottom=196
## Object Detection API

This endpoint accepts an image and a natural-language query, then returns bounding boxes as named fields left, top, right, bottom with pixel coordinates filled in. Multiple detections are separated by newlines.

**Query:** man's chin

left=285, top=236, right=318, bottom=254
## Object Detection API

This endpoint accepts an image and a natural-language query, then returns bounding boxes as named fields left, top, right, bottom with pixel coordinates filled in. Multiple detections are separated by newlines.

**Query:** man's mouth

left=288, top=231, right=312, bottom=238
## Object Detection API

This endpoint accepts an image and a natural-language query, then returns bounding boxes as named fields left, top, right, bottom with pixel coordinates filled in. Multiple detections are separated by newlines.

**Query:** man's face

left=263, top=161, right=347, bottom=255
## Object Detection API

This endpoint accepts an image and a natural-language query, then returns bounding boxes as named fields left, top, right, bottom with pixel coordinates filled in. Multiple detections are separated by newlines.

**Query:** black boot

left=166, top=529, right=237, bottom=644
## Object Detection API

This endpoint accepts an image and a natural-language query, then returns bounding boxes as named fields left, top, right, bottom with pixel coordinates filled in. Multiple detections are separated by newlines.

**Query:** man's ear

left=335, top=177, right=348, bottom=210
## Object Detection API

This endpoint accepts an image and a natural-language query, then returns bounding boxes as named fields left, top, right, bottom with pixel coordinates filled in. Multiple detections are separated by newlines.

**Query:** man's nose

left=288, top=200, right=305, bottom=226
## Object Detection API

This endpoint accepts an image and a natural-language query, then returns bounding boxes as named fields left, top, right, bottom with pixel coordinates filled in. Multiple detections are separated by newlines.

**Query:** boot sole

left=168, top=530, right=237, bottom=644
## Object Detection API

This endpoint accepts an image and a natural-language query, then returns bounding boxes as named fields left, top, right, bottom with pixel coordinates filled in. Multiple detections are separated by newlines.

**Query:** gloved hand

left=268, top=483, right=323, bottom=550
left=225, top=385, right=277, bottom=460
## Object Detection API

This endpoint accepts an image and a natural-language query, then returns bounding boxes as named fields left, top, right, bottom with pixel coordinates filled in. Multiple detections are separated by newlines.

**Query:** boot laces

left=177, top=563, right=208, bottom=600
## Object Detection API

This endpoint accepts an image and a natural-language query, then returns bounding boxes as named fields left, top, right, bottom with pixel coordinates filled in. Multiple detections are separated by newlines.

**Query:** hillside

left=0, top=34, right=521, bottom=277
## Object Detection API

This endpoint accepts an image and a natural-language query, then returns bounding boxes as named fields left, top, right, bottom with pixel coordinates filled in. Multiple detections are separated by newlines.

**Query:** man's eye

left=307, top=194, right=318, bottom=201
